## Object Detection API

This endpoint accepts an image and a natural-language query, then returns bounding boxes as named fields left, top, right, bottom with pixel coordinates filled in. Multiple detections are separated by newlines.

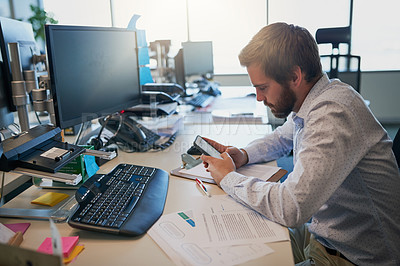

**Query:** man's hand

left=201, top=153, right=236, bottom=186
left=202, top=137, right=249, bottom=169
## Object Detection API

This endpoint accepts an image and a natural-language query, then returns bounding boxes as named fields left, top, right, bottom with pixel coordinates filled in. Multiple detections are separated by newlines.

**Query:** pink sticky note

left=4, top=223, right=31, bottom=234
left=37, top=236, right=79, bottom=258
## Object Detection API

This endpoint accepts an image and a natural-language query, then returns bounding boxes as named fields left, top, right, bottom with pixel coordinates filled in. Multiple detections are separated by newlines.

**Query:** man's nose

left=256, top=91, right=264, bottom=102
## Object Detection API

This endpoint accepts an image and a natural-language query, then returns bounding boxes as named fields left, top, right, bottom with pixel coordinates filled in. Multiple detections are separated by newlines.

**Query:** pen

left=195, top=178, right=211, bottom=197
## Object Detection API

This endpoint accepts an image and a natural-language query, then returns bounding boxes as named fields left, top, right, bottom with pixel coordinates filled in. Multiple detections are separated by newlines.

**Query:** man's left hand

left=201, top=152, right=236, bottom=186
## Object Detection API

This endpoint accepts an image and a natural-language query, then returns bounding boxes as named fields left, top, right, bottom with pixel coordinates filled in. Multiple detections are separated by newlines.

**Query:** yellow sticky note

left=64, top=245, right=85, bottom=264
left=31, top=192, right=69, bottom=207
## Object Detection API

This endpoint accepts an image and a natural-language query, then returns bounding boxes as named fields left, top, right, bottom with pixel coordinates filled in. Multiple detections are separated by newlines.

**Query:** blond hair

left=239, top=22, right=322, bottom=85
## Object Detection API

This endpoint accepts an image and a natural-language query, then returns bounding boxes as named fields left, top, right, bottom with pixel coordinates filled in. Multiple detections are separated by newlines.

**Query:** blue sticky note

left=84, top=155, right=99, bottom=178
left=139, top=66, right=154, bottom=84
left=136, top=29, right=147, bottom=47
left=138, top=47, right=150, bottom=66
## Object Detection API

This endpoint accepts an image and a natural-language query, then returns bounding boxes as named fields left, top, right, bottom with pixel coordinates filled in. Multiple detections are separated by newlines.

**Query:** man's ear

left=290, top=66, right=303, bottom=88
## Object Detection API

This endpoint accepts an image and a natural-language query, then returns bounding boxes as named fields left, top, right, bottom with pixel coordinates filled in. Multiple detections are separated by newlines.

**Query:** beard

left=265, top=84, right=296, bottom=119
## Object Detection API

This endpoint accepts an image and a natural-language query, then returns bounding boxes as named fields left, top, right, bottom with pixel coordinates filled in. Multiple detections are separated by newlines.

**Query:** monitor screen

left=0, top=16, right=39, bottom=112
left=182, top=41, right=213, bottom=77
left=45, top=25, right=141, bottom=129
left=0, top=63, right=13, bottom=129
left=173, top=48, right=185, bottom=89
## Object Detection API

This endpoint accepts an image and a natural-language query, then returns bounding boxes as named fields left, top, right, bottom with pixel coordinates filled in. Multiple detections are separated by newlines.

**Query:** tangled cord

left=152, top=133, right=177, bottom=151
left=105, top=132, right=177, bottom=153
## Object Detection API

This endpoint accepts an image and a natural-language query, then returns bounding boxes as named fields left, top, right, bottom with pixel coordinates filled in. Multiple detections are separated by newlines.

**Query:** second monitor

left=182, top=41, right=213, bottom=78
left=174, top=41, right=214, bottom=90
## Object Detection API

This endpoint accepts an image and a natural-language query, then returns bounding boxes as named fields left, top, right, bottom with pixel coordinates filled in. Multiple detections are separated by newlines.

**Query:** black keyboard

left=68, top=163, right=168, bottom=236
left=187, top=93, right=215, bottom=108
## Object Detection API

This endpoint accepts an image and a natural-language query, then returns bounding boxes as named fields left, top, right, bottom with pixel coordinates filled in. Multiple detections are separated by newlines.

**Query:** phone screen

left=194, top=135, right=222, bottom=159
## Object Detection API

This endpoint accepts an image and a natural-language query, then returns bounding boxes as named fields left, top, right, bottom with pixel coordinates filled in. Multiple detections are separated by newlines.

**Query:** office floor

left=276, top=123, right=400, bottom=182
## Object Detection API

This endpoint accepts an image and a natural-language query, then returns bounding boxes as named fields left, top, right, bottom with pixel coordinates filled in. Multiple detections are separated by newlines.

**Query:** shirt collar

left=291, top=73, right=331, bottom=123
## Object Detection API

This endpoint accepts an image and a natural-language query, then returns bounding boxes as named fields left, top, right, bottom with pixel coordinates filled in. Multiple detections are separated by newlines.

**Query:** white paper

left=193, top=195, right=289, bottom=246
left=201, top=244, right=274, bottom=266
left=148, top=209, right=273, bottom=266
left=237, top=164, right=281, bottom=180
left=49, top=219, right=62, bottom=257
left=180, top=163, right=213, bottom=180
left=148, top=195, right=290, bottom=265
left=0, top=223, right=16, bottom=244
left=179, top=162, right=280, bottom=181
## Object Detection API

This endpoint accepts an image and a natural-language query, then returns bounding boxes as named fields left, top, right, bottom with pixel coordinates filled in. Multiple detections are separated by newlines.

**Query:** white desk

left=180, top=94, right=269, bottom=125
left=0, top=122, right=294, bottom=265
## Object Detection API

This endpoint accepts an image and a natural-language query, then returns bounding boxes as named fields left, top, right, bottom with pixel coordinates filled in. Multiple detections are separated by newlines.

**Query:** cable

left=99, top=114, right=123, bottom=148
left=152, top=133, right=177, bottom=151
left=34, top=111, right=42, bottom=124
left=99, top=113, right=123, bottom=140
left=11, top=123, right=20, bottom=133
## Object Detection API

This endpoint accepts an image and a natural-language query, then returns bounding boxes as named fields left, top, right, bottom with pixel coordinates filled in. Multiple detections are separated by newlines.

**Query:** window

left=269, top=0, right=400, bottom=71
left=43, top=0, right=112, bottom=27
left=43, top=0, right=400, bottom=73
left=351, top=0, right=400, bottom=71
left=111, top=0, right=267, bottom=74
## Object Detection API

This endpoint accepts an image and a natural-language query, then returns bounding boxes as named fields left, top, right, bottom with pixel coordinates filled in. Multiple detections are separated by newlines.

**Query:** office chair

left=315, top=26, right=361, bottom=93
left=393, top=128, right=400, bottom=168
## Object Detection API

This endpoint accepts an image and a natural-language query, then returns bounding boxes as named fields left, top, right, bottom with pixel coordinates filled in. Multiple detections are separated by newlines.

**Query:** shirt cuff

left=242, top=145, right=260, bottom=164
left=220, top=171, right=248, bottom=195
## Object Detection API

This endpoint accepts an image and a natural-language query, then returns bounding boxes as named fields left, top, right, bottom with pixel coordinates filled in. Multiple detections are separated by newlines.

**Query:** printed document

left=193, top=195, right=288, bottom=246
left=148, top=195, right=289, bottom=265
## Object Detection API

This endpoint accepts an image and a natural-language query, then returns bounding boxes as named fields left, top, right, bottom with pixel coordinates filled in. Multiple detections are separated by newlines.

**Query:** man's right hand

left=202, top=137, right=249, bottom=169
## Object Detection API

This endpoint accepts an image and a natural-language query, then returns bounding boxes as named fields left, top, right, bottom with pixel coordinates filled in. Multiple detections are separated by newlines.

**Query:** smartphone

left=193, top=135, right=222, bottom=159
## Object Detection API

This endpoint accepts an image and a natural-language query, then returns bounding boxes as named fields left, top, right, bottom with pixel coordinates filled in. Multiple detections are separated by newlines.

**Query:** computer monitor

left=0, top=64, right=13, bottom=129
left=174, top=48, right=185, bottom=89
left=0, top=16, right=40, bottom=112
left=45, top=25, right=141, bottom=129
left=182, top=41, right=214, bottom=78
left=174, top=41, right=214, bottom=90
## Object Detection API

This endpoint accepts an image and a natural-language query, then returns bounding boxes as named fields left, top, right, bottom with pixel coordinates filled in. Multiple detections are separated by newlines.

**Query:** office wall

left=360, top=71, right=400, bottom=123
left=214, top=71, right=400, bottom=123
left=11, top=0, right=41, bottom=20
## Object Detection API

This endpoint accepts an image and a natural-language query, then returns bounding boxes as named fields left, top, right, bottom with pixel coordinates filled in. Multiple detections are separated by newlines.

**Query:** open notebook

left=171, top=162, right=287, bottom=184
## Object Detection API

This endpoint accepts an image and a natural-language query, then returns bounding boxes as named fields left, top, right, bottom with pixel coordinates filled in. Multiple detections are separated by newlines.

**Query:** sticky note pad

left=37, top=236, right=79, bottom=258
left=31, top=192, right=69, bottom=207
left=63, top=245, right=85, bottom=264
left=4, top=223, right=31, bottom=234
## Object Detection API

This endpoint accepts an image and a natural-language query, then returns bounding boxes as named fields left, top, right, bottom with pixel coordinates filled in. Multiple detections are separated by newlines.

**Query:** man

left=201, top=22, right=400, bottom=265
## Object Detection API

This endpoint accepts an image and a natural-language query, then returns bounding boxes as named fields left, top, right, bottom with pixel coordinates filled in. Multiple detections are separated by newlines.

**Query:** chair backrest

left=393, top=128, right=400, bottom=168
left=315, top=26, right=361, bottom=93
left=315, top=26, right=351, bottom=50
